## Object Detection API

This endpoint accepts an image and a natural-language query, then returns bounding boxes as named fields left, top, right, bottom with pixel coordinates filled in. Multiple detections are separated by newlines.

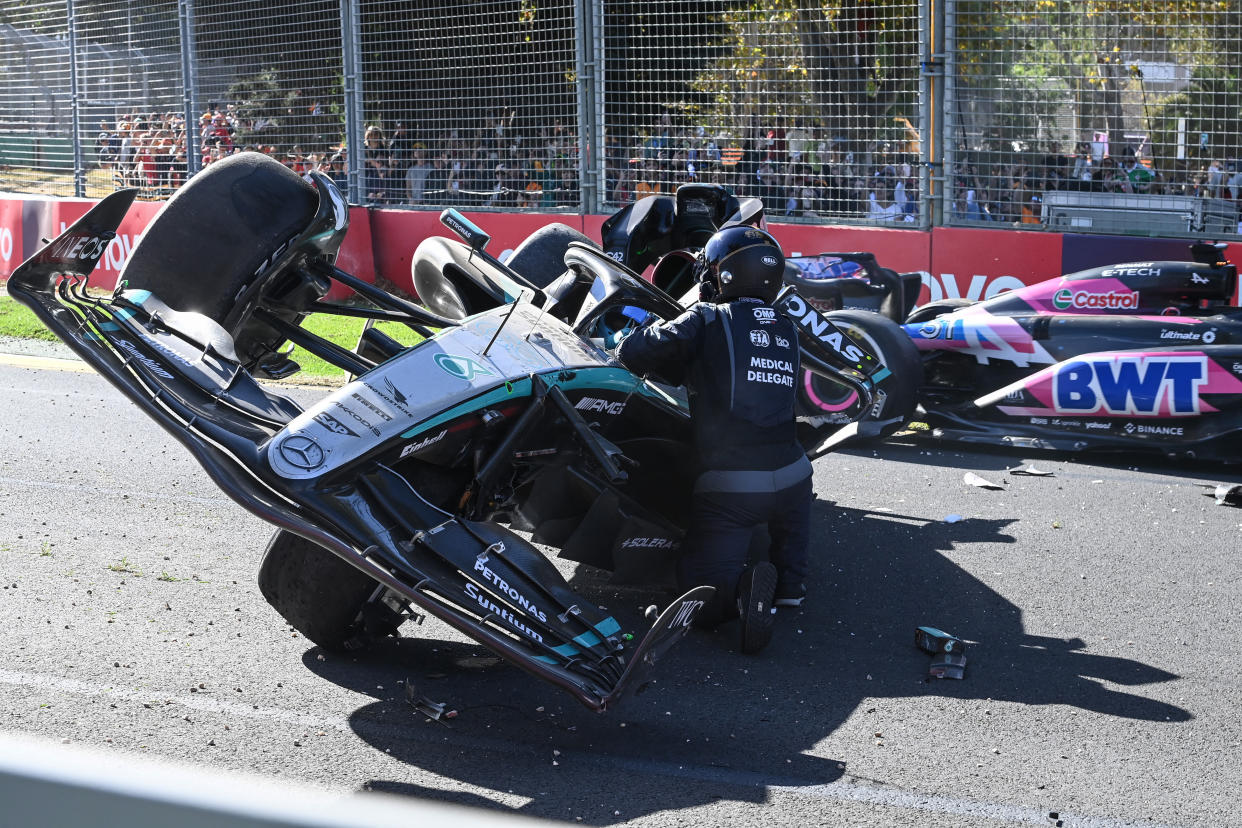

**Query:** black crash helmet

left=702, top=225, right=785, bottom=303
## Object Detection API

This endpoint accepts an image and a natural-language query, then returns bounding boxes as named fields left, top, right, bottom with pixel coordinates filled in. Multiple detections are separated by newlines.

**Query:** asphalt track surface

left=2, top=353, right=1241, bottom=827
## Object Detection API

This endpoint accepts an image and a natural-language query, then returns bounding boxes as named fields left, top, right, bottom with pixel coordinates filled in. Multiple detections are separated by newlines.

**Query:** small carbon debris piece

left=929, top=652, right=967, bottom=679
left=915, top=626, right=966, bottom=655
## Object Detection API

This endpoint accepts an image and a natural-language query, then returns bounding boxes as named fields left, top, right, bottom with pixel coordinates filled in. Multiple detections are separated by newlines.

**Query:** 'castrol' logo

left=1052, top=288, right=1139, bottom=311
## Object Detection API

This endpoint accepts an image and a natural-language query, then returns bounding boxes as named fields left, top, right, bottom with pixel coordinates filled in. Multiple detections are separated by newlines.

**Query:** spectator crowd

left=951, top=141, right=1242, bottom=228
left=93, top=106, right=1242, bottom=231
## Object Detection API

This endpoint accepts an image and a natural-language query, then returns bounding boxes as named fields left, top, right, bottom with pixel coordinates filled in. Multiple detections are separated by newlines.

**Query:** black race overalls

left=617, top=297, right=812, bottom=625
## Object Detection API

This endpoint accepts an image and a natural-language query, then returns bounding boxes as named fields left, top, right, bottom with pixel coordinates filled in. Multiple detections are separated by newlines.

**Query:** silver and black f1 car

left=9, top=153, right=902, bottom=711
left=414, top=182, right=927, bottom=448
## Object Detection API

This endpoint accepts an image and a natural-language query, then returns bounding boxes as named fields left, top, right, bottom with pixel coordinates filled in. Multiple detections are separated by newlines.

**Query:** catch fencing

left=0, top=0, right=1238, bottom=237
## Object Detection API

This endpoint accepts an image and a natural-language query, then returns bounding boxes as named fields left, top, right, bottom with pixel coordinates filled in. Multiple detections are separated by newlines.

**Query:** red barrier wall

left=1, top=192, right=1237, bottom=306
left=0, top=195, right=377, bottom=298
left=369, top=209, right=587, bottom=294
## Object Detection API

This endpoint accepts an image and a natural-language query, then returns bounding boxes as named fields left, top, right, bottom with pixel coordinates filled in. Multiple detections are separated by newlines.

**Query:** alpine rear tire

left=257, top=529, right=384, bottom=653
left=904, top=297, right=974, bottom=324
left=796, top=309, right=923, bottom=448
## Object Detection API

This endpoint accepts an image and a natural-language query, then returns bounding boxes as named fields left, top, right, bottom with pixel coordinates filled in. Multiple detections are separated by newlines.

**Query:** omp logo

left=313, top=411, right=359, bottom=437
left=433, top=353, right=492, bottom=381
left=1051, top=288, right=1139, bottom=311
left=671, top=599, right=705, bottom=629
left=1054, top=355, right=1208, bottom=416
left=750, top=330, right=770, bottom=347
left=575, top=397, right=626, bottom=416
left=752, top=307, right=777, bottom=322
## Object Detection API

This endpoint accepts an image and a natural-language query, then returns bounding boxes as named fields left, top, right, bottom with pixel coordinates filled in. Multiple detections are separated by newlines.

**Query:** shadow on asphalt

left=301, top=496, right=1190, bottom=823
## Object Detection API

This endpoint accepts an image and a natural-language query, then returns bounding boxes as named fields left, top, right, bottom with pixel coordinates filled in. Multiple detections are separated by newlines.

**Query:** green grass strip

left=0, top=294, right=422, bottom=382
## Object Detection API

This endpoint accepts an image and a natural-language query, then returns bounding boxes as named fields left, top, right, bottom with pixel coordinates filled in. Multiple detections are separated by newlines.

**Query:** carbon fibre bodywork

left=8, top=187, right=717, bottom=712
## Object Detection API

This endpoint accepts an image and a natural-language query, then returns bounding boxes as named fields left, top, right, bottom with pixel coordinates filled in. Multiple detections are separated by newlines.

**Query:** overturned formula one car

left=8, top=153, right=912, bottom=711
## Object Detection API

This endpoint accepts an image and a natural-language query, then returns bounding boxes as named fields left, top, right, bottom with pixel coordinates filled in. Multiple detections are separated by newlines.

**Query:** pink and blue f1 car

left=902, top=243, right=1241, bottom=459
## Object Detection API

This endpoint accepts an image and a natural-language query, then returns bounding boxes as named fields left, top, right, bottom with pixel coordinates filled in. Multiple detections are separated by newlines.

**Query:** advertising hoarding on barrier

left=0, top=193, right=1237, bottom=305
left=0, top=196, right=377, bottom=298
left=369, top=209, right=580, bottom=296
left=926, top=227, right=1064, bottom=306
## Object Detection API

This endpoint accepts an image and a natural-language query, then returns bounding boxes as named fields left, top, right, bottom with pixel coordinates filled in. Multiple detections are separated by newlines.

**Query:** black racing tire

left=506, top=222, right=597, bottom=289
left=797, top=309, right=924, bottom=447
left=257, top=529, right=382, bottom=653
left=904, top=297, right=974, bottom=325
left=119, top=151, right=318, bottom=325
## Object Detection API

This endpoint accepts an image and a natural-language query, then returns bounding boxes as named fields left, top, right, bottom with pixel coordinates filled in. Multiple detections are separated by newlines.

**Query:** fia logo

left=750, top=329, right=770, bottom=347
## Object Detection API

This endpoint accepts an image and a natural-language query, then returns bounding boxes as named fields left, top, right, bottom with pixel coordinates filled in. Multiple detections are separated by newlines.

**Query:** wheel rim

left=800, top=322, right=884, bottom=414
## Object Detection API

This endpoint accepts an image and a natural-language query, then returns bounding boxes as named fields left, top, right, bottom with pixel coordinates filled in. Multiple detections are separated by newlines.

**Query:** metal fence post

left=67, top=0, right=85, bottom=198
left=940, top=0, right=956, bottom=226
left=340, top=0, right=363, bottom=204
left=920, top=0, right=945, bottom=229
left=179, top=0, right=202, bottom=179
left=574, top=0, right=605, bottom=214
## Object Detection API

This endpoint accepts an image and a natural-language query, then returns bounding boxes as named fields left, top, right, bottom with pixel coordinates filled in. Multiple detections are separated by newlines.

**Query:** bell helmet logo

left=761, top=255, right=779, bottom=267
left=1051, top=288, right=1140, bottom=311
left=433, top=352, right=492, bottom=381
left=278, top=435, right=325, bottom=470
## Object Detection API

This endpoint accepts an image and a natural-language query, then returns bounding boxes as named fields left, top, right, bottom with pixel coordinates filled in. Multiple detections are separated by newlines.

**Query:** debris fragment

left=404, top=680, right=457, bottom=724
left=929, top=652, right=967, bottom=680
left=963, top=472, right=1003, bottom=490
left=1204, top=483, right=1242, bottom=506
left=915, top=626, right=966, bottom=656
left=1010, top=465, right=1054, bottom=477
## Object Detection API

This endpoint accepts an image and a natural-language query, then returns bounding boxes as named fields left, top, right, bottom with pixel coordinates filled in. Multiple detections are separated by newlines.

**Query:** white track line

left=0, top=667, right=1182, bottom=828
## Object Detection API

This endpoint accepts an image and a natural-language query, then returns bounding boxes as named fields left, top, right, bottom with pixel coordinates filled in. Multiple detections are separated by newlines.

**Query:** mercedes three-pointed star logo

left=278, top=434, right=326, bottom=470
